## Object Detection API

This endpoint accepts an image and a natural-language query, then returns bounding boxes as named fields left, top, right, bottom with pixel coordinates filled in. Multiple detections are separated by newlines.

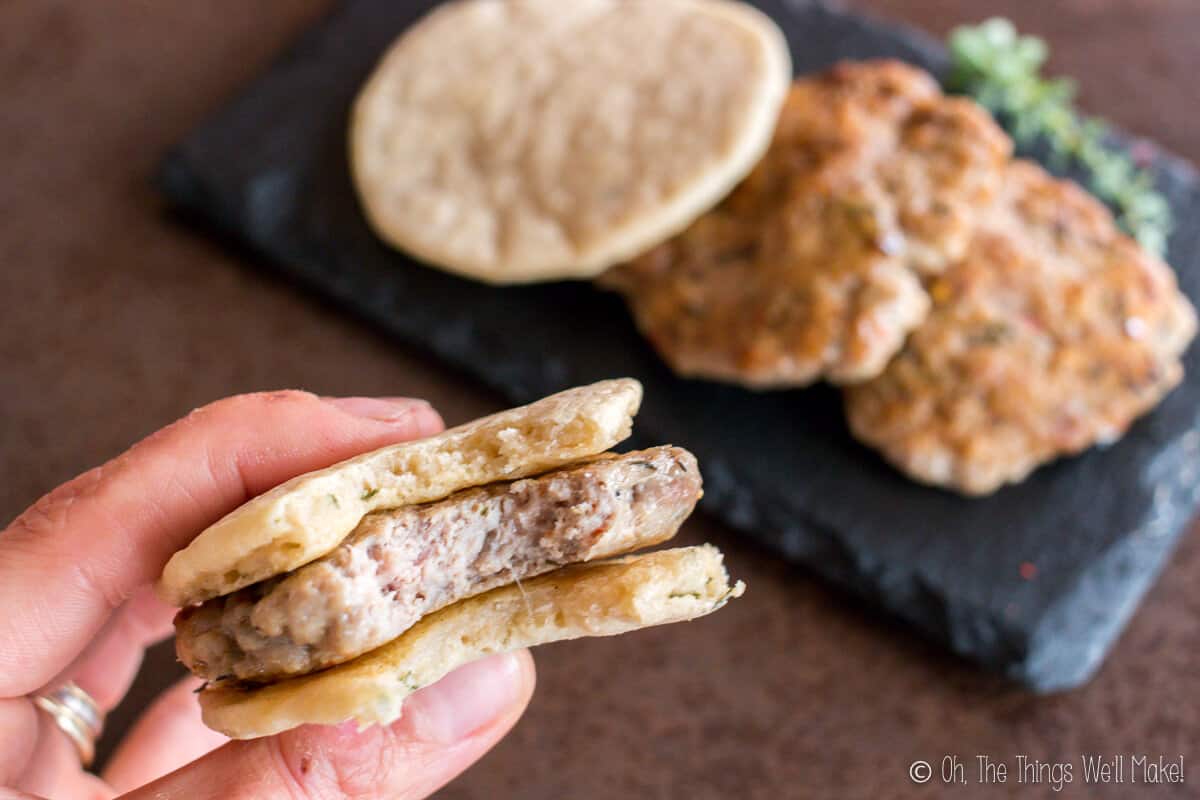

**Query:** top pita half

left=349, top=0, right=792, bottom=284
left=157, top=379, right=643, bottom=607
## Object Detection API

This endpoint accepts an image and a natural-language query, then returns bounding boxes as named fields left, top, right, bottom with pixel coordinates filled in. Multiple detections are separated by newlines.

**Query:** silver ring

left=32, top=681, right=104, bottom=767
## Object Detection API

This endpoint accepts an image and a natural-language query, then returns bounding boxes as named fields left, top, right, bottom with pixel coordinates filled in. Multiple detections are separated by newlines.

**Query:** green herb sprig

left=947, top=18, right=1172, bottom=256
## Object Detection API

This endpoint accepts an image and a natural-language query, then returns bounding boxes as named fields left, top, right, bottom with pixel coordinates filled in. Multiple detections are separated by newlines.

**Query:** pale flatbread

left=158, top=379, right=642, bottom=607
left=199, top=545, right=744, bottom=738
left=349, top=0, right=792, bottom=284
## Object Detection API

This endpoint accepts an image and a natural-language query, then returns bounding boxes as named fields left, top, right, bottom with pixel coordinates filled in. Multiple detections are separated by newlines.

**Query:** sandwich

left=158, top=379, right=742, bottom=738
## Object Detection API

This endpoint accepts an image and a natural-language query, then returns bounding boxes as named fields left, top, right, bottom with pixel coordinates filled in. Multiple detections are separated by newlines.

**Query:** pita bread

left=349, top=0, right=791, bottom=284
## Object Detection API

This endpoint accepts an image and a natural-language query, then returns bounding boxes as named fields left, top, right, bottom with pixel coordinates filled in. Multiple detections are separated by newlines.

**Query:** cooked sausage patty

left=845, top=160, right=1197, bottom=494
left=599, top=60, right=1012, bottom=387
left=176, top=446, right=702, bottom=682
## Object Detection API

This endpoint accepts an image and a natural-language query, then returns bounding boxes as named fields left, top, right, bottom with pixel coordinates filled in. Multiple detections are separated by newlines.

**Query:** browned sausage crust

left=599, top=60, right=1012, bottom=387
left=845, top=161, right=1197, bottom=494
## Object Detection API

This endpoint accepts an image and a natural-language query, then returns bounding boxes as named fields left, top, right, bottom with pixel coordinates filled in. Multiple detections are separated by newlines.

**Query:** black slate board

left=158, top=0, right=1200, bottom=691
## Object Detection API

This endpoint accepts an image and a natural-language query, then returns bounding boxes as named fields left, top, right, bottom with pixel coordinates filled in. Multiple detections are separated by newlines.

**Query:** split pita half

left=158, top=379, right=642, bottom=607
left=200, top=545, right=744, bottom=738
left=349, top=0, right=792, bottom=284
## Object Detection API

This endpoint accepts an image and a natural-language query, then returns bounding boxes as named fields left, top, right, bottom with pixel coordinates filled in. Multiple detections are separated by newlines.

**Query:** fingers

left=120, top=651, right=535, bottom=800
left=0, top=589, right=171, bottom=790
left=0, top=391, right=443, bottom=697
left=0, top=699, right=38, bottom=784
left=53, top=587, right=176, bottom=712
left=102, top=677, right=226, bottom=794
left=11, top=708, right=113, bottom=800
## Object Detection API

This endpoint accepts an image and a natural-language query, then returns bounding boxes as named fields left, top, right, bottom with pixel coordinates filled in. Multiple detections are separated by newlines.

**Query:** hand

left=0, top=391, right=536, bottom=800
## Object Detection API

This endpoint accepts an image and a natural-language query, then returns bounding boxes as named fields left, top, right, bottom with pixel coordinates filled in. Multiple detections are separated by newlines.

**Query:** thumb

left=119, top=652, right=535, bottom=800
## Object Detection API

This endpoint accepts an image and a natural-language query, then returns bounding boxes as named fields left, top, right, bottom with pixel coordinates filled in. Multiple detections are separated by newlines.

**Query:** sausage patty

left=176, top=446, right=702, bottom=682
left=599, top=60, right=1012, bottom=387
left=845, top=160, right=1197, bottom=494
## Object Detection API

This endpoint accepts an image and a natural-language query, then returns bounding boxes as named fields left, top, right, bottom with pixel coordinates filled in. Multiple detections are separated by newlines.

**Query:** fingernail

left=324, top=396, right=432, bottom=422
left=401, top=653, right=526, bottom=744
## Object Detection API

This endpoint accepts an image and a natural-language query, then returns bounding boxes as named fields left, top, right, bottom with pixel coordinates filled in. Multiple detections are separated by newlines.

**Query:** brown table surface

left=3, top=1, right=1198, bottom=797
